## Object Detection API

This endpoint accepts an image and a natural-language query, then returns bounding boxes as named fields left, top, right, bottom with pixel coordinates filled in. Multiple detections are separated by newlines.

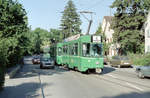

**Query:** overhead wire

left=82, top=0, right=105, bottom=11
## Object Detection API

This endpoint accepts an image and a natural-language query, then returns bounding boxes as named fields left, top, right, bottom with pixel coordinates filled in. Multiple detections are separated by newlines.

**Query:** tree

left=29, top=28, right=52, bottom=54
left=50, top=29, right=63, bottom=43
left=0, top=38, right=10, bottom=91
left=60, top=0, right=81, bottom=38
left=95, top=23, right=110, bottom=55
left=111, top=0, right=150, bottom=54
left=0, top=0, right=30, bottom=89
left=95, top=23, right=102, bottom=35
left=0, top=0, right=29, bottom=67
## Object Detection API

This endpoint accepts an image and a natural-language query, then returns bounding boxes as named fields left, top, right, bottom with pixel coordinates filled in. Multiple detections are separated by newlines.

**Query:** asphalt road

left=0, top=57, right=150, bottom=98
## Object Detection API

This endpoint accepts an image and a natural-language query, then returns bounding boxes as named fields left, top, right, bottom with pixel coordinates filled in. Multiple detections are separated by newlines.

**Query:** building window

left=147, top=46, right=150, bottom=53
left=110, top=38, right=112, bottom=43
left=147, top=29, right=150, bottom=37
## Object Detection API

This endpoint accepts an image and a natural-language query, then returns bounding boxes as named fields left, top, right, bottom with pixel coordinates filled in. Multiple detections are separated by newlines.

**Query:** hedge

left=128, top=53, right=150, bottom=66
left=0, top=65, right=5, bottom=91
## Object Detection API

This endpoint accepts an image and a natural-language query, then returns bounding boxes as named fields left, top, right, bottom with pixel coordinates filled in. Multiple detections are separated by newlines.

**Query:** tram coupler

left=96, top=68, right=103, bottom=74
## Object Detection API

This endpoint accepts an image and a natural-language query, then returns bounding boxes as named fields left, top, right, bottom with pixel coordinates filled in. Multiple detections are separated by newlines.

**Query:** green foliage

left=95, top=23, right=110, bottom=55
left=111, top=0, right=150, bottom=54
left=0, top=39, right=9, bottom=91
left=50, top=29, right=63, bottom=43
left=95, top=23, right=102, bottom=35
left=0, top=64, right=5, bottom=91
left=60, top=0, right=81, bottom=38
left=0, top=0, right=29, bottom=89
left=27, top=28, right=63, bottom=54
left=29, top=28, right=52, bottom=54
left=0, top=0, right=29, bottom=67
left=128, top=53, right=150, bottom=66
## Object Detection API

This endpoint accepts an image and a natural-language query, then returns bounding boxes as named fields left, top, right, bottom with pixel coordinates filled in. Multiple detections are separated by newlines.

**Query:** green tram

left=50, top=34, right=104, bottom=73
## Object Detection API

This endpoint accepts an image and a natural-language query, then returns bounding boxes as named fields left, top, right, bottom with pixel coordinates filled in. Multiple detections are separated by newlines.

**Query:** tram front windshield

left=82, top=43, right=102, bottom=57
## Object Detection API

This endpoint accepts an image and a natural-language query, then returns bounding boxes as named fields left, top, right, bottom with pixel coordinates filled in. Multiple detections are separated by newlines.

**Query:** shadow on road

left=0, top=82, right=48, bottom=98
left=102, top=66, right=116, bottom=74
left=14, top=60, right=69, bottom=79
left=101, top=92, right=150, bottom=98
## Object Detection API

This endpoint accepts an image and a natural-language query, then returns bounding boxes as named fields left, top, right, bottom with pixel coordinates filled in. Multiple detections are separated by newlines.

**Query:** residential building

left=145, top=14, right=150, bottom=53
left=101, top=16, right=119, bottom=57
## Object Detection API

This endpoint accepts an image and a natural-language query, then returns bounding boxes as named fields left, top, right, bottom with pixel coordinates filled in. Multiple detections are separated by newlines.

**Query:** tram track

left=90, top=73, right=150, bottom=92
left=104, top=72, right=150, bottom=88
left=67, top=69, right=149, bottom=92
left=69, top=70, right=139, bottom=91
left=58, top=66, right=150, bottom=92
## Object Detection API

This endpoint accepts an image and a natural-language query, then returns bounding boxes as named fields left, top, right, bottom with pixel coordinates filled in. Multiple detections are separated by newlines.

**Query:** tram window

left=91, top=44, right=102, bottom=57
left=63, top=46, right=66, bottom=55
left=74, top=43, right=78, bottom=56
left=69, top=45, right=72, bottom=55
left=58, top=47, right=62, bottom=56
left=82, top=43, right=90, bottom=57
left=66, top=46, right=68, bottom=55
left=71, top=45, right=74, bottom=55
left=63, top=45, right=68, bottom=55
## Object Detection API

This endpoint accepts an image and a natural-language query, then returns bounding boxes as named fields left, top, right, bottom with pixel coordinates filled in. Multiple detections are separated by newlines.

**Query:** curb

left=5, top=64, right=23, bottom=79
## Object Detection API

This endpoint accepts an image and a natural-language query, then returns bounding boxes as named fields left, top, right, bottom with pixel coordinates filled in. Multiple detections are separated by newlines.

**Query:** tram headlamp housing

left=96, top=62, right=99, bottom=65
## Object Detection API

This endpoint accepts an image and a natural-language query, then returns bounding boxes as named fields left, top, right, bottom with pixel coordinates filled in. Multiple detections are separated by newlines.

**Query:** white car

left=136, top=66, right=150, bottom=79
left=40, top=58, right=54, bottom=69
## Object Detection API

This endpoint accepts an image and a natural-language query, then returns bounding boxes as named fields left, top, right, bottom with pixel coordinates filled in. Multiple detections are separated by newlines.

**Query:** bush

left=128, top=53, right=150, bottom=66
left=0, top=39, right=8, bottom=91
left=0, top=65, right=5, bottom=91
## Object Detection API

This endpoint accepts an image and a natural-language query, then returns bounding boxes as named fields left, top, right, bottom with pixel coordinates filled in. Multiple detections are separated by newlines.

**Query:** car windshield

left=41, top=58, right=49, bottom=61
left=121, top=57, right=129, bottom=60
left=34, top=56, right=40, bottom=59
left=113, top=56, right=120, bottom=60
left=82, top=43, right=102, bottom=57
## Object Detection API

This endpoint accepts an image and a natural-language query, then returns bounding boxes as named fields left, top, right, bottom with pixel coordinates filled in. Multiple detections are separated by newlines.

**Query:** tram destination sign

left=92, top=36, right=101, bottom=43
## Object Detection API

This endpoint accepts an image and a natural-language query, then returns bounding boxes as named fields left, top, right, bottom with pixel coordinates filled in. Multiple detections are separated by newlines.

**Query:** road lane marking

left=106, top=74, right=117, bottom=78
left=38, top=73, right=45, bottom=98
left=126, top=82, right=144, bottom=92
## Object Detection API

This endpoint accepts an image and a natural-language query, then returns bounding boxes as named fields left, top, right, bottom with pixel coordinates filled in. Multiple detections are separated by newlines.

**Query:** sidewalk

left=0, top=58, right=45, bottom=98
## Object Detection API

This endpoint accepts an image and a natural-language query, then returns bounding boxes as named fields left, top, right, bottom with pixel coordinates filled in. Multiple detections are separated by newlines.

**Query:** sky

left=19, top=0, right=115, bottom=34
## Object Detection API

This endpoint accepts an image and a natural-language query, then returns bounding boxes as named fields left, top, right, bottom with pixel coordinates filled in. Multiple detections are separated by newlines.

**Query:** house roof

left=103, top=16, right=113, bottom=23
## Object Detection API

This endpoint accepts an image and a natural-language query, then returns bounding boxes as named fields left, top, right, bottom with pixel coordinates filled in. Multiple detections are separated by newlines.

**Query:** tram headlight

left=96, top=62, right=99, bottom=65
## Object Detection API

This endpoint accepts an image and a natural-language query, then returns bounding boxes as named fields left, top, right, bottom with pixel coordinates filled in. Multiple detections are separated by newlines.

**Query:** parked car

left=32, top=55, right=40, bottom=64
left=40, top=57, right=54, bottom=69
left=136, top=66, right=150, bottom=79
left=110, top=56, right=132, bottom=68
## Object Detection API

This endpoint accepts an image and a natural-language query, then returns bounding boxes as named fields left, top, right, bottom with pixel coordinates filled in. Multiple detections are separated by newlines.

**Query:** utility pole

left=80, top=11, right=95, bottom=35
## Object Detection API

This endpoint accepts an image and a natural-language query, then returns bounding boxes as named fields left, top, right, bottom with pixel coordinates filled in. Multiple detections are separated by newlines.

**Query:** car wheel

left=52, top=66, right=55, bottom=69
left=110, top=65, right=114, bottom=67
left=40, top=65, right=43, bottom=69
left=138, top=72, right=144, bottom=79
